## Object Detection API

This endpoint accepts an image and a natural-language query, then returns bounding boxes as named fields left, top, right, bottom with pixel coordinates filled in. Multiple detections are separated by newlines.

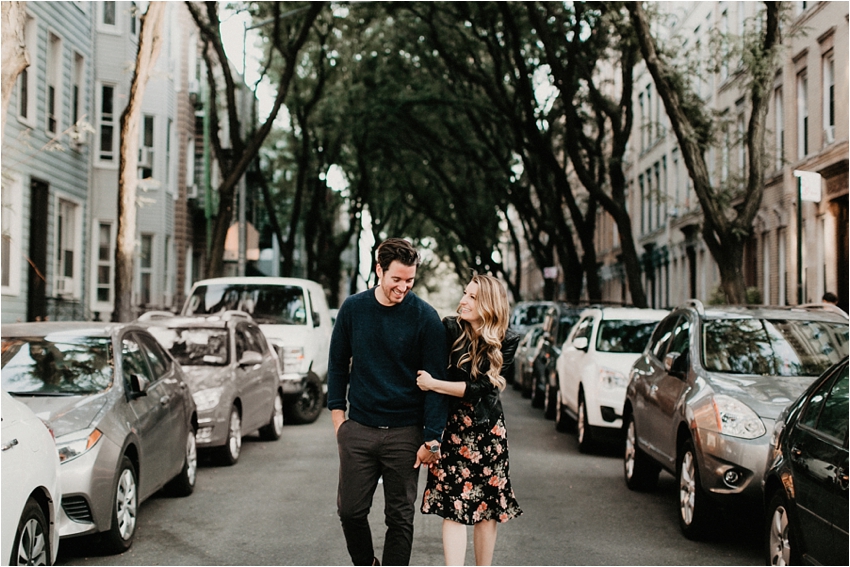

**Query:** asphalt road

left=58, top=386, right=762, bottom=565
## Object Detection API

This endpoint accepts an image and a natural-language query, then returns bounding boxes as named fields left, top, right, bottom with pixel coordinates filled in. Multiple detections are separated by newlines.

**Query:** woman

left=417, top=274, right=522, bottom=566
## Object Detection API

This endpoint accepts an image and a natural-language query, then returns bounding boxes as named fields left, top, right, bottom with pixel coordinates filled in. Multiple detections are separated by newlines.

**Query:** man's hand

left=413, top=443, right=441, bottom=468
left=332, top=409, right=346, bottom=436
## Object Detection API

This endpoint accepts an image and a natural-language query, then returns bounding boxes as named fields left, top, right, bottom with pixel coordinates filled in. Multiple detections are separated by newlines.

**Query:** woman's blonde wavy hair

left=451, top=274, right=510, bottom=391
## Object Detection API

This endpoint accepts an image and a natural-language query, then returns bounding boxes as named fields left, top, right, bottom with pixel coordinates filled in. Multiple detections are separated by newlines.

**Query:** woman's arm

left=417, top=370, right=467, bottom=398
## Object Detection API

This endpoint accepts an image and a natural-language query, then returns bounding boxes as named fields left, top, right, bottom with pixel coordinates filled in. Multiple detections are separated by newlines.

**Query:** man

left=328, top=238, right=448, bottom=566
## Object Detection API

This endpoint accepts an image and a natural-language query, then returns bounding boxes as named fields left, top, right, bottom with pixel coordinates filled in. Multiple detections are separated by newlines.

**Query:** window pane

left=103, top=1, right=115, bottom=25
left=102, top=85, right=113, bottom=116
left=141, top=236, right=152, bottom=268
left=816, top=365, right=848, bottom=440
left=596, top=320, right=660, bottom=354
left=98, top=224, right=110, bottom=261
left=97, top=287, right=109, bottom=302
left=98, top=265, right=110, bottom=285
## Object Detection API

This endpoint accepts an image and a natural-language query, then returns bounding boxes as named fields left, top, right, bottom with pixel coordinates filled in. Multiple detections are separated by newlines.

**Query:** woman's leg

left=472, top=520, right=498, bottom=566
left=442, top=518, right=468, bottom=566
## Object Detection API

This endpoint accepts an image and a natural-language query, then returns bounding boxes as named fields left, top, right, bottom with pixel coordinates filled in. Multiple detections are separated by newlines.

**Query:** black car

left=763, top=356, right=848, bottom=566
left=527, top=303, right=582, bottom=416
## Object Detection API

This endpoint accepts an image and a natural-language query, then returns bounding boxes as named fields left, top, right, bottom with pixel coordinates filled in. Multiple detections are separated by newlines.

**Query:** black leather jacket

left=443, top=317, right=520, bottom=427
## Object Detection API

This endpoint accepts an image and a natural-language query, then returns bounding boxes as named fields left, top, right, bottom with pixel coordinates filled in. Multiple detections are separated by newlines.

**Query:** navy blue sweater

left=327, top=288, right=448, bottom=442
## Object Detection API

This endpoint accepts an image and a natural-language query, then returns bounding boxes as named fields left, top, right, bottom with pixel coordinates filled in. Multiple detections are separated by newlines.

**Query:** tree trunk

left=1, top=1, right=28, bottom=138
left=113, top=2, right=166, bottom=321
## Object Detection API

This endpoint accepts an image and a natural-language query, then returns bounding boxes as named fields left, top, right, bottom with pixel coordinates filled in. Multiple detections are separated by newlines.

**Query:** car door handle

left=1, top=439, right=18, bottom=451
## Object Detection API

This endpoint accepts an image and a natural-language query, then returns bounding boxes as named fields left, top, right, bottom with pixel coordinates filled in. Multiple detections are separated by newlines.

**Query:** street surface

left=58, top=387, right=762, bottom=565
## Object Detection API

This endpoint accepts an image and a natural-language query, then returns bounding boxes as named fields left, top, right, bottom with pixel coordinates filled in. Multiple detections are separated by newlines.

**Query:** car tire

left=11, top=497, right=50, bottom=566
left=677, top=438, right=715, bottom=539
left=577, top=393, right=595, bottom=453
left=259, top=390, right=285, bottom=441
left=530, top=374, right=544, bottom=409
left=285, top=374, right=324, bottom=425
left=623, top=413, right=659, bottom=491
left=543, top=381, right=558, bottom=420
left=555, top=394, right=574, bottom=433
left=765, top=490, right=801, bottom=566
left=217, top=405, right=242, bottom=466
left=103, top=456, right=138, bottom=554
left=165, top=428, right=197, bottom=497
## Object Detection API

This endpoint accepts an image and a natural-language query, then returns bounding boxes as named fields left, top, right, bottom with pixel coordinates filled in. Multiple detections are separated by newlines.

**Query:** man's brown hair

left=376, top=238, right=421, bottom=272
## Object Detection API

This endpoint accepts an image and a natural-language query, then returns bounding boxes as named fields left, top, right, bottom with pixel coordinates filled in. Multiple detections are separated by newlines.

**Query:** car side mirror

left=665, top=351, right=687, bottom=379
left=573, top=336, right=589, bottom=352
left=129, top=373, right=150, bottom=399
left=312, top=311, right=321, bottom=328
left=239, top=351, right=264, bottom=367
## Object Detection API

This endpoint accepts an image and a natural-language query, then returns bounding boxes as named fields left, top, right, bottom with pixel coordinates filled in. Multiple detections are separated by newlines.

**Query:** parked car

left=763, top=356, right=848, bottom=566
left=622, top=300, right=849, bottom=540
left=554, top=307, right=668, bottom=451
left=182, top=277, right=333, bottom=424
left=1, top=322, right=198, bottom=553
left=528, top=303, right=583, bottom=413
left=143, top=311, right=284, bottom=465
left=1, top=390, right=61, bottom=566
left=512, top=324, right=544, bottom=389
left=510, top=301, right=554, bottom=338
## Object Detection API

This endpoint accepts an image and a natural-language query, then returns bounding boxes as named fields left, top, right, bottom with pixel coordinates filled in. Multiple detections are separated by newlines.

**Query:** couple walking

left=328, top=238, right=522, bottom=566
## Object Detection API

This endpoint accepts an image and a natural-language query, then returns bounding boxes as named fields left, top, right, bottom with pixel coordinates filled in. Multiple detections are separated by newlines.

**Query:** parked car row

left=1, top=277, right=334, bottom=564
left=510, top=298, right=849, bottom=564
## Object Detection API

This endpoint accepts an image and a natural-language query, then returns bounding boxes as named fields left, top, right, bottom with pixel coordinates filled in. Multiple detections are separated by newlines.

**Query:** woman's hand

left=416, top=370, right=435, bottom=391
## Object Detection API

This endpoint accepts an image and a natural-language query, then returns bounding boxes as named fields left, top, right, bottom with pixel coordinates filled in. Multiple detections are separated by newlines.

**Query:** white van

left=182, top=277, right=332, bottom=424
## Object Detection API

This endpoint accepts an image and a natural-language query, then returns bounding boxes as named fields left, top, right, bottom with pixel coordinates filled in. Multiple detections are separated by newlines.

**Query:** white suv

left=554, top=306, right=667, bottom=451
left=183, top=277, right=333, bottom=424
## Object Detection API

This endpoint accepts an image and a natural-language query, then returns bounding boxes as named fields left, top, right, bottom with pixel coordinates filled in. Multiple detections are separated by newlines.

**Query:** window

left=55, top=198, right=80, bottom=296
left=99, top=84, right=116, bottom=161
left=1, top=175, right=23, bottom=294
left=17, top=14, right=37, bottom=125
left=721, top=10, right=729, bottom=80
left=166, top=119, right=173, bottom=190
left=801, top=364, right=848, bottom=441
left=163, top=235, right=173, bottom=307
left=645, top=168, right=653, bottom=231
left=140, top=234, right=153, bottom=305
left=638, top=93, right=645, bottom=151
left=46, top=32, right=62, bottom=135
left=722, top=119, right=730, bottom=182
left=638, top=174, right=645, bottom=234
left=654, top=162, right=661, bottom=228
left=646, top=84, right=653, bottom=142
left=774, top=88, right=784, bottom=170
left=130, top=2, right=138, bottom=36
left=95, top=222, right=113, bottom=304
left=797, top=71, right=808, bottom=159
left=72, top=52, right=84, bottom=126
left=102, top=1, right=115, bottom=26
left=140, top=114, right=154, bottom=179
left=822, top=53, right=835, bottom=144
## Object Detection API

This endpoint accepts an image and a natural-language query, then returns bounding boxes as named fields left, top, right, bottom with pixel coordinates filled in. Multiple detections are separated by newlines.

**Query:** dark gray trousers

left=336, top=420, right=422, bottom=566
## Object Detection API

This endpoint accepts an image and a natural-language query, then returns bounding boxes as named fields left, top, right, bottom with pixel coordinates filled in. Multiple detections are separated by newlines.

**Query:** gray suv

left=622, top=300, right=848, bottom=539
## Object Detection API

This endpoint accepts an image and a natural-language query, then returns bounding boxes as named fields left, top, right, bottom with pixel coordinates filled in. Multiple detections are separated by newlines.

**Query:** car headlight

left=599, top=367, right=628, bottom=390
left=695, top=394, right=766, bottom=439
left=192, top=387, right=223, bottom=412
left=56, top=428, right=103, bottom=463
left=277, top=346, right=308, bottom=374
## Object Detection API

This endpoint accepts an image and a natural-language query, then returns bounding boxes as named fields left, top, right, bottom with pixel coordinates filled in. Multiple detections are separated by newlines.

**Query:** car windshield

left=512, top=305, right=549, bottom=327
left=185, top=284, right=308, bottom=325
left=596, top=320, right=659, bottom=353
left=702, top=319, right=849, bottom=376
left=148, top=327, right=229, bottom=366
left=1, top=336, right=113, bottom=395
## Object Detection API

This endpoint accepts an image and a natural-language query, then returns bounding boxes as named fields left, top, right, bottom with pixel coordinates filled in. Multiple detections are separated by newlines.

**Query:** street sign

left=793, top=170, right=822, bottom=202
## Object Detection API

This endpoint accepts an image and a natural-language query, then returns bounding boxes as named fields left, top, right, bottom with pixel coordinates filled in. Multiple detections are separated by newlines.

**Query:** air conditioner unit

left=187, top=183, right=198, bottom=199
left=55, top=276, right=73, bottom=296
left=138, top=147, right=153, bottom=169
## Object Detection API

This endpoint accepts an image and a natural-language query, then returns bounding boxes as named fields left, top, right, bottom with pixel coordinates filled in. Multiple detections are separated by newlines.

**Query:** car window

left=596, top=320, right=660, bottom=353
left=123, top=336, right=153, bottom=385
left=185, top=284, right=308, bottom=325
left=649, top=315, right=679, bottom=359
left=135, top=333, right=170, bottom=379
left=702, top=319, right=848, bottom=376
left=557, top=314, right=580, bottom=344
left=511, top=304, right=549, bottom=327
left=667, top=317, right=691, bottom=356
left=1, top=336, right=113, bottom=394
left=148, top=326, right=229, bottom=366
left=234, top=327, right=249, bottom=361
left=246, top=325, right=269, bottom=355
left=571, top=317, right=592, bottom=343
left=801, top=364, right=848, bottom=440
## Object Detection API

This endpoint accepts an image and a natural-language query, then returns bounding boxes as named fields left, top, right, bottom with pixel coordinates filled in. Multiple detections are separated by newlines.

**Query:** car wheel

left=765, top=490, right=801, bottom=566
left=165, top=428, right=197, bottom=497
left=623, top=414, right=659, bottom=491
left=103, top=456, right=138, bottom=553
left=555, top=394, right=574, bottom=433
left=530, top=374, right=544, bottom=409
left=543, top=381, right=557, bottom=420
left=217, top=405, right=242, bottom=466
left=285, top=374, right=323, bottom=425
left=677, top=438, right=715, bottom=539
left=577, top=393, right=595, bottom=453
left=12, top=497, right=49, bottom=566
left=259, top=390, right=285, bottom=440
